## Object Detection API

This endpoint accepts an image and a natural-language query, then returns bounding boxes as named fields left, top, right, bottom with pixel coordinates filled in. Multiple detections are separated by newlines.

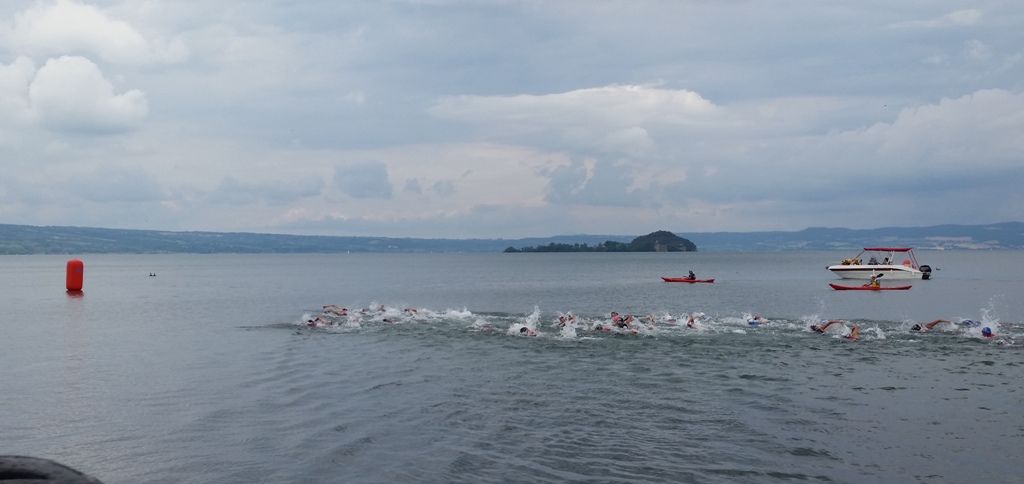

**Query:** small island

left=504, top=230, right=697, bottom=253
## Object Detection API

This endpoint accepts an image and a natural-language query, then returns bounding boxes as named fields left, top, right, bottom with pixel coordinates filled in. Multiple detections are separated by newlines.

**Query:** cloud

left=0, top=56, right=35, bottom=129
left=210, top=175, right=325, bottom=205
left=542, top=157, right=647, bottom=207
left=402, top=178, right=423, bottom=195
left=432, top=179, right=456, bottom=197
left=28, top=55, right=148, bottom=133
left=429, top=85, right=719, bottom=155
left=889, top=9, right=983, bottom=29
left=334, top=161, right=393, bottom=199
left=69, top=166, right=165, bottom=203
left=963, top=39, right=991, bottom=61
left=2, top=0, right=185, bottom=64
left=1, top=1, right=1023, bottom=238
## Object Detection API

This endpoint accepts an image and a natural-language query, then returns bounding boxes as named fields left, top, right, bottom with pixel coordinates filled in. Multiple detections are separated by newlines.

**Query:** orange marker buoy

left=66, top=259, right=84, bottom=292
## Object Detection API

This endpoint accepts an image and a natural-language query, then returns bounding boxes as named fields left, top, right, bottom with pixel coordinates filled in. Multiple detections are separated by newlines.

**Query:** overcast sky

left=1, top=1, right=1022, bottom=238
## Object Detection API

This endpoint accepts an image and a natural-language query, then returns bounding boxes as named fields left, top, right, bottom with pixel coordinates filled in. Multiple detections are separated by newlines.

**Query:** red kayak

left=662, top=277, right=715, bottom=283
left=829, top=283, right=911, bottom=291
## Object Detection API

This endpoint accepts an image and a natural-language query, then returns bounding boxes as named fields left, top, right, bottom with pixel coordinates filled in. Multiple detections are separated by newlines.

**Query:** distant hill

left=685, top=222, right=1024, bottom=251
left=504, top=230, right=697, bottom=252
left=1, top=222, right=1022, bottom=254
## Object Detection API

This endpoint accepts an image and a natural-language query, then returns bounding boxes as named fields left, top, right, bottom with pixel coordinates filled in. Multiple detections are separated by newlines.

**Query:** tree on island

left=504, top=230, right=697, bottom=252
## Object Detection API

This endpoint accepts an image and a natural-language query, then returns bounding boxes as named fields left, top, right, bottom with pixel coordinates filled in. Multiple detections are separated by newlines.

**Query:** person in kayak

left=865, top=275, right=881, bottom=288
left=910, top=319, right=952, bottom=332
left=686, top=270, right=696, bottom=280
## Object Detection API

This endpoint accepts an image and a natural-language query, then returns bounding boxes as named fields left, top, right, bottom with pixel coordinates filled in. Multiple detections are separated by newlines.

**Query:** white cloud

left=889, top=9, right=983, bottom=29
left=0, top=56, right=35, bottom=129
left=430, top=84, right=719, bottom=155
left=28, top=55, right=148, bottom=133
left=3, top=0, right=181, bottom=65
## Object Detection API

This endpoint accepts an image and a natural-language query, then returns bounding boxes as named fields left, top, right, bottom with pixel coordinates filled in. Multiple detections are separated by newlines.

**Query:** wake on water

left=295, top=303, right=1018, bottom=346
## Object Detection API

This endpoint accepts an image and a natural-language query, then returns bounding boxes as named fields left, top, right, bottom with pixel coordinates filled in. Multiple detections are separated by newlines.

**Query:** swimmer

left=981, top=327, right=995, bottom=338
left=810, top=320, right=845, bottom=333
left=748, top=315, right=766, bottom=326
left=847, top=326, right=860, bottom=341
left=614, top=315, right=634, bottom=329
left=519, top=326, right=538, bottom=336
left=306, top=316, right=332, bottom=327
left=686, top=314, right=697, bottom=329
left=910, top=319, right=952, bottom=332
left=323, top=305, right=347, bottom=316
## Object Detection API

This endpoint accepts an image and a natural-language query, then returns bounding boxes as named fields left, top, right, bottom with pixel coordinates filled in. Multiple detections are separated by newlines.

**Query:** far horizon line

left=5, top=221, right=1021, bottom=240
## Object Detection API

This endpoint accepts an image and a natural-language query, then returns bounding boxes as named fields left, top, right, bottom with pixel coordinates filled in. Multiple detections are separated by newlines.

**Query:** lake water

left=2, top=251, right=1022, bottom=483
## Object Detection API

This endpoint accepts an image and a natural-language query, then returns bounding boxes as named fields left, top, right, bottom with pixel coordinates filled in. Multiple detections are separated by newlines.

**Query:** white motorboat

left=827, top=247, right=932, bottom=280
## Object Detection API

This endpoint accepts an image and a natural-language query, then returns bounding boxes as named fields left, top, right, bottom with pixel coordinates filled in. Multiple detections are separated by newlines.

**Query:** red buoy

left=66, top=259, right=84, bottom=292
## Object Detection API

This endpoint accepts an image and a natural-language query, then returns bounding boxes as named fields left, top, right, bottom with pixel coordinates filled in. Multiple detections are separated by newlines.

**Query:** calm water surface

left=2, top=252, right=1022, bottom=483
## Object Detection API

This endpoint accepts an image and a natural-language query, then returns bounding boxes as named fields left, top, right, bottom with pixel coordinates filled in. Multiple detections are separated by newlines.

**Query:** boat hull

left=662, top=277, right=715, bottom=283
left=827, top=265, right=926, bottom=280
left=829, top=283, right=911, bottom=291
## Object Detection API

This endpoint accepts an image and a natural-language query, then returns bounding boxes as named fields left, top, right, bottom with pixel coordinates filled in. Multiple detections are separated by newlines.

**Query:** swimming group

left=301, top=304, right=1013, bottom=345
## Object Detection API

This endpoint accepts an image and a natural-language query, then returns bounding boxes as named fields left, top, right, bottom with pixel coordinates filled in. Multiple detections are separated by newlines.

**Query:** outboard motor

left=920, top=265, right=931, bottom=280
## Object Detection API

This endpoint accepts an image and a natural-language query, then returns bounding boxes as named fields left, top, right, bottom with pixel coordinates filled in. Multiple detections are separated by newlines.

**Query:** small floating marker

left=66, top=259, right=84, bottom=292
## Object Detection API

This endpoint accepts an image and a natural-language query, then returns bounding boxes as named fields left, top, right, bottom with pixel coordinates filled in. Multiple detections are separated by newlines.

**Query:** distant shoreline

left=1, top=222, right=1022, bottom=254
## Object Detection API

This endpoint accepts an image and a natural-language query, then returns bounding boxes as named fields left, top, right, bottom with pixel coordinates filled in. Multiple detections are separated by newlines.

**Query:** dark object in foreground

left=0, top=456, right=103, bottom=483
